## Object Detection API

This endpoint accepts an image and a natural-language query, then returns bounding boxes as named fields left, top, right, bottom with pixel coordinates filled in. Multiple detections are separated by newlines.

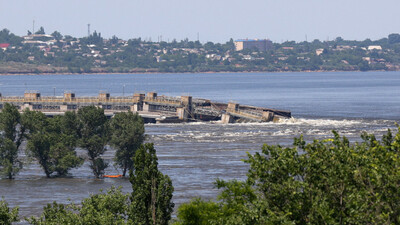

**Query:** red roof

left=0, top=43, right=10, bottom=48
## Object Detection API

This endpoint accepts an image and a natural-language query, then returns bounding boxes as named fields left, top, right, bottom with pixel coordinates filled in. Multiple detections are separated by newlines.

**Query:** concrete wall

left=64, top=93, right=75, bottom=101
left=262, top=111, right=274, bottom=122
left=143, top=103, right=157, bottom=112
left=227, top=102, right=239, bottom=111
left=234, top=41, right=244, bottom=51
left=177, top=107, right=188, bottom=120
left=147, top=92, right=157, bottom=99
left=98, top=93, right=110, bottom=100
left=24, top=92, right=40, bottom=100
left=221, top=113, right=234, bottom=124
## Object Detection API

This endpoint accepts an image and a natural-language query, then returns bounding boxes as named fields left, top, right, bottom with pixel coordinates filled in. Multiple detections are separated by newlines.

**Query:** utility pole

left=53, top=87, right=56, bottom=97
left=123, top=84, right=125, bottom=97
left=88, top=24, right=91, bottom=37
left=32, top=20, right=35, bottom=34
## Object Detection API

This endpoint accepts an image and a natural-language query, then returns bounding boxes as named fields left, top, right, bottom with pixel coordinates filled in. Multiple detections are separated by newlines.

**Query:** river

left=0, top=71, right=399, bottom=218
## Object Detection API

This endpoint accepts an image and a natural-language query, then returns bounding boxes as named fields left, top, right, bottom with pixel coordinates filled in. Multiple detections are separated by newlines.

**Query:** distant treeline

left=1, top=28, right=400, bottom=74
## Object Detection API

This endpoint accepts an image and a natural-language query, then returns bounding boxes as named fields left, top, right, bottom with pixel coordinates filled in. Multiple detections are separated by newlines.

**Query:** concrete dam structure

left=0, top=91, right=291, bottom=123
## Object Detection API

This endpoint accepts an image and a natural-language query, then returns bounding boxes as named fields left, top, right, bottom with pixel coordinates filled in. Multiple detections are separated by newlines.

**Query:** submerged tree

left=0, top=137, right=20, bottom=179
left=110, top=112, right=145, bottom=176
left=0, top=103, right=25, bottom=179
left=23, top=110, right=83, bottom=177
left=129, top=143, right=174, bottom=225
left=77, top=106, right=109, bottom=178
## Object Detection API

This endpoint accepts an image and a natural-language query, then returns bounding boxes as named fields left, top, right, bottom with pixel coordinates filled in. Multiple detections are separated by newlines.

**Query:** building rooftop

left=235, top=39, right=268, bottom=42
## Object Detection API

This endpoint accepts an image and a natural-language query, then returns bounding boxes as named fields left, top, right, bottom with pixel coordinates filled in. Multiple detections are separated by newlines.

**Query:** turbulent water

left=0, top=71, right=399, bottom=218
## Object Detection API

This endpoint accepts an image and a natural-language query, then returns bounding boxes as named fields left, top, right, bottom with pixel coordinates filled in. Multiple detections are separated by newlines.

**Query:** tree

left=51, top=31, right=63, bottom=41
left=175, top=198, right=221, bottom=225
left=388, top=33, right=400, bottom=44
left=129, top=143, right=174, bottom=225
left=46, top=113, right=83, bottom=176
left=110, top=112, right=145, bottom=176
left=35, top=26, right=45, bottom=35
left=0, top=29, right=22, bottom=46
left=0, top=199, right=18, bottom=225
left=176, top=128, right=400, bottom=224
left=77, top=106, right=109, bottom=178
left=0, top=137, right=21, bottom=179
left=28, top=186, right=129, bottom=225
left=23, top=110, right=83, bottom=177
left=0, top=103, right=25, bottom=151
left=0, top=103, right=25, bottom=179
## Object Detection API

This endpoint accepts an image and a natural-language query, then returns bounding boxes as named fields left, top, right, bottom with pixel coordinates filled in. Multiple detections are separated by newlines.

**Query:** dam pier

left=0, top=91, right=291, bottom=123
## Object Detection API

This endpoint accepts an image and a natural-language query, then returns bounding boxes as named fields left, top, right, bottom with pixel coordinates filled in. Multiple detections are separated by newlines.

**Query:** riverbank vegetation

left=175, top=128, right=400, bottom=224
left=1, top=28, right=400, bottom=74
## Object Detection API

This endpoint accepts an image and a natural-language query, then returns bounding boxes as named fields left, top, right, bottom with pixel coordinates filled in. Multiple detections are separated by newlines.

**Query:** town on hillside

left=1, top=27, right=400, bottom=74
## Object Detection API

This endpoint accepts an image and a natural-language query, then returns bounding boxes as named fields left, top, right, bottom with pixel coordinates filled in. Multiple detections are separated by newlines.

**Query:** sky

left=0, top=0, right=399, bottom=43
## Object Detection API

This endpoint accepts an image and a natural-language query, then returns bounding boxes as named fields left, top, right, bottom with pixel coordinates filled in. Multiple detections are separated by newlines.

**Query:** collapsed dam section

left=0, top=91, right=291, bottom=123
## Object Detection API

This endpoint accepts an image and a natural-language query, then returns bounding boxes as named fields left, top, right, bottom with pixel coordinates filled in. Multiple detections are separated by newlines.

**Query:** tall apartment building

left=234, top=39, right=273, bottom=51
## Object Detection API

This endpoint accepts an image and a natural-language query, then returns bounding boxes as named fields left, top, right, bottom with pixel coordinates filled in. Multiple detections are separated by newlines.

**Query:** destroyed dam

left=0, top=91, right=291, bottom=123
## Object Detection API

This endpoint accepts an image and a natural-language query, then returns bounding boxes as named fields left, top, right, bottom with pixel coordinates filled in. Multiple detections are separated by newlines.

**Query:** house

left=336, top=45, right=352, bottom=51
left=22, top=34, right=56, bottom=46
left=368, top=45, right=382, bottom=51
left=0, top=43, right=10, bottom=51
left=315, top=48, right=324, bottom=56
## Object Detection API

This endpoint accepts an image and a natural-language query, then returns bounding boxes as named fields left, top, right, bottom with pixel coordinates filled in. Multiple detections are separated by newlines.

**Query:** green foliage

left=110, top=112, right=145, bottom=176
left=0, top=103, right=24, bottom=179
left=23, top=110, right=83, bottom=177
left=77, top=106, right=109, bottom=178
left=35, top=27, right=45, bottom=35
left=175, top=198, right=221, bottom=225
left=0, top=199, right=18, bottom=225
left=28, top=202, right=79, bottom=225
left=176, top=128, right=400, bottom=224
left=388, top=33, right=400, bottom=44
left=51, top=31, right=63, bottom=41
left=28, top=186, right=129, bottom=225
left=0, top=137, right=21, bottom=179
left=0, top=29, right=22, bottom=46
left=28, top=144, right=175, bottom=224
left=0, top=103, right=25, bottom=149
left=129, top=143, right=174, bottom=225
left=80, top=31, right=103, bottom=46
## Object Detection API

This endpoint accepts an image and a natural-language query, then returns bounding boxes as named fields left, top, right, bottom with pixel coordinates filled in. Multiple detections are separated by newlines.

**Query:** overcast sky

left=1, top=0, right=399, bottom=43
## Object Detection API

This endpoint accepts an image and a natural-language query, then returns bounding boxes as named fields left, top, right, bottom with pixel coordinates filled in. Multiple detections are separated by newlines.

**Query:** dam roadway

left=0, top=91, right=291, bottom=123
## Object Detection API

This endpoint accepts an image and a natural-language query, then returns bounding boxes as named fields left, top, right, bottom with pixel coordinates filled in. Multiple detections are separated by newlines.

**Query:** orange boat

left=103, top=175, right=123, bottom=178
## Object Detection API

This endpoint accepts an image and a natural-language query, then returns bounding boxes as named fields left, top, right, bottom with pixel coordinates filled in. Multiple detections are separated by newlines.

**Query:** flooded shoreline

left=1, top=118, right=397, bottom=218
